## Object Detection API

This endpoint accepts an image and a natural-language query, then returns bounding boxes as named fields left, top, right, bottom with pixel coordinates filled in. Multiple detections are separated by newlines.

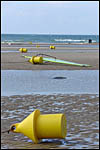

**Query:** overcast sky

left=1, top=1, right=99, bottom=35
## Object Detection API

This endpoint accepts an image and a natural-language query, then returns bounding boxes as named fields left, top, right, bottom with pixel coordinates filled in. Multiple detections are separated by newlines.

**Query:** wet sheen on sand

left=1, top=94, right=99, bottom=149
left=1, top=70, right=99, bottom=96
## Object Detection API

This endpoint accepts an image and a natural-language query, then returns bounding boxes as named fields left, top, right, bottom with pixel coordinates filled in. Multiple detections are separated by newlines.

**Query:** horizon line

left=1, top=33, right=99, bottom=36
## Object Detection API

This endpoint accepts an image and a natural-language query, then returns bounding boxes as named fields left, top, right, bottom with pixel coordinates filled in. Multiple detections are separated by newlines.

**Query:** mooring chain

left=1, top=129, right=11, bottom=134
left=1, top=126, right=16, bottom=134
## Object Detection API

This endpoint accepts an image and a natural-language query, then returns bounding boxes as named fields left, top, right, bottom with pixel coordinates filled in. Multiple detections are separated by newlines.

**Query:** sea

left=1, top=34, right=99, bottom=44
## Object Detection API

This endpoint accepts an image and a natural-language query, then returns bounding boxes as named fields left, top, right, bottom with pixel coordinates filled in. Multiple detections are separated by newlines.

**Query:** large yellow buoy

left=10, top=109, right=67, bottom=144
left=19, top=48, right=27, bottom=53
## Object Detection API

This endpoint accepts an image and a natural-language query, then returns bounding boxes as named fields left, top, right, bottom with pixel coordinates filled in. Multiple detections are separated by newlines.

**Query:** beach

left=1, top=43, right=99, bottom=70
left=1, top=1, right=99, bottom=148
left=1, top=43, right=99, bottom=149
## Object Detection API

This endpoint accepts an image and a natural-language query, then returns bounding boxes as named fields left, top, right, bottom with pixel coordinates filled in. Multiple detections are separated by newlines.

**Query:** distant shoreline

left=1, top=42, right=99, bottom=46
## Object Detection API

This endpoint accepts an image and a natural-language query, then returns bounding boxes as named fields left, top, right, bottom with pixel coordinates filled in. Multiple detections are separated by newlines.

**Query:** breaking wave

left=54, top=39, right=88, bottom=43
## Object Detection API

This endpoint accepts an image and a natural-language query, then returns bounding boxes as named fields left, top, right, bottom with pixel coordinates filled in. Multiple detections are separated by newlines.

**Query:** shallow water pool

left=1, top=70, right=99, bottom=96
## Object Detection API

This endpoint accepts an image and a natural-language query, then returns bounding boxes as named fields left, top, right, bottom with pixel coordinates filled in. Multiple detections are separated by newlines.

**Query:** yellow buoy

left=50, top=45, right=55, bottom=49
left=10, top=109, right=67, bottom=144
left=29, top=42, right=32, bottom=44
left=36, top=45, right=40, bottom=48
left=28, top=56, right=43, bottom=64
left=19, top=48, right=27, bottom=53
left=28, top=56, right=35, bottom=64
left=33, top=56, right=43, bottom=64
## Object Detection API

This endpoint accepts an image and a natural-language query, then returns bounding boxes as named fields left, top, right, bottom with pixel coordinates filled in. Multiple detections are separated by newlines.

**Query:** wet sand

left=1, top=44, right=99, bottom=70
left=1, top=94, right=99, bottom=149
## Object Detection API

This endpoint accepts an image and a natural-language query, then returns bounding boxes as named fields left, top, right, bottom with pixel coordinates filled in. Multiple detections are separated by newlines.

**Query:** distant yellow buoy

left=36, top=45, right=40, bottom=48
left=50, top=45, right=55, bottom=49
left=10, top=109, right=67, bottom=144
left=19, top=48, right=27, bottom=53
left=29, top=42, right=32, bottom=44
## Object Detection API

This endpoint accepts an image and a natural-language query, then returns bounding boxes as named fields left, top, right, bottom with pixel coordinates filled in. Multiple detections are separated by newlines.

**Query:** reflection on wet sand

left=1, top=94, right=99, bottom=149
